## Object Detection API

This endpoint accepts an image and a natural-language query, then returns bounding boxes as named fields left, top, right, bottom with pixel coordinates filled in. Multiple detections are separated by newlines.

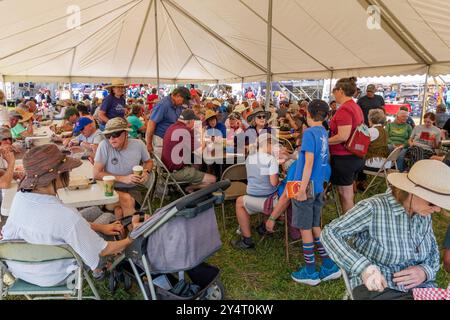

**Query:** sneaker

left=319, top=264, right=342, bottom=282
left=256, top=222, right=267, bottom=236
left=230, top=239, right=255, bottom=250
left=92, top=269, right=106, bottom=281
left=291, top=267, right=321, bottom=286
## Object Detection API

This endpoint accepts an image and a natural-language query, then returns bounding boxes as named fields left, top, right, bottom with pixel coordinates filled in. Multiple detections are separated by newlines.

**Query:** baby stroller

left=108, top=180, right=231, bottom=300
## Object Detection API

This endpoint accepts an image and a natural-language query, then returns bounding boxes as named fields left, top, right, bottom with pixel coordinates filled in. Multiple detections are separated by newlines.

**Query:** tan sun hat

left=233, top=103, right=250, bottom=114
left=204, top=109, right=218, bottom=122
left=15, top=107, right=33, bottom=123
left=387, top=160, right=450, bottom=210
left=102, top=117, right=132, bottom=135
left=211, top=99, right=222, bottom=107
left=104, top=79, right=128, bottom=90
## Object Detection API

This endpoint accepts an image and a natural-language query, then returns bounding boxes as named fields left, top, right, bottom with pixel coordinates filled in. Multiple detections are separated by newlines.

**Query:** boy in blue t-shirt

left=290, top=100, right=341, bottom=286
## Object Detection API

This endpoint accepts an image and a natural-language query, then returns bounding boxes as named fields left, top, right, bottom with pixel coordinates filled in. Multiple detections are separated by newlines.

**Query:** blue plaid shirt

left=321, top=190, right=440, bottom=292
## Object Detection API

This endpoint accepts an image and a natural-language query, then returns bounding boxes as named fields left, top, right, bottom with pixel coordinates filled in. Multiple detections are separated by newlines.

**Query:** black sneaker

left=231, top=239, right=255, bottom=250
left=256, top=222, right=269, bottom=236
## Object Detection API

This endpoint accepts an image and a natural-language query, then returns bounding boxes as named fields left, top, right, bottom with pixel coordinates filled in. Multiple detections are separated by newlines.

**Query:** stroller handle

left=175, top=179, right=231, bottom=211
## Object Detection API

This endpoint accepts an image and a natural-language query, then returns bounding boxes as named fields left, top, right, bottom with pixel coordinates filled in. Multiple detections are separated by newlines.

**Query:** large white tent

left=1, top=0, right=450, bottom=84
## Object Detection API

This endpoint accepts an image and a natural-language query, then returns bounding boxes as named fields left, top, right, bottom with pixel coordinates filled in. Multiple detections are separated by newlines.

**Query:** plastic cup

left=102, top=176, right=115, bottom=197
left=133, top=165, right=144, bottom=176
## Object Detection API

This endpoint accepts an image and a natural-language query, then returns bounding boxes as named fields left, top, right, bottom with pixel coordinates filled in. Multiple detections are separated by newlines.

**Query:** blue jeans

left=388, top=145, right=407, bottom=172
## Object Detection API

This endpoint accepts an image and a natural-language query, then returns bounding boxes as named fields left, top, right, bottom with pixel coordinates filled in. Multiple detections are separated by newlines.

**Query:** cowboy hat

left=104, top=79, right=128, bottom=89
left=204, top=109, right=218, bottom=122
left=247, top=107, right=271, bottom=122
left=387, top=160, right=450, bottom=210
left=15, top=108, right=33, bottom=123
left=19, top=144, right=82, bottom=190
left=102, top=117, right=132, bottom=135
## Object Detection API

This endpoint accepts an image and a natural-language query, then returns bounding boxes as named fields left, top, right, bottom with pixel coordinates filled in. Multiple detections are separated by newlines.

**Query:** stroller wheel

left=123, top=274, right=133, bottom=291
left=203, top=279, right=225, bottom=300
left=108, top=273, right=118, bottom=293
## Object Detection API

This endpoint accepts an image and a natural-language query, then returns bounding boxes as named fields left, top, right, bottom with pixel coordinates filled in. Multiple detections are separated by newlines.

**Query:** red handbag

left=345, top=123, right=371, bottom=158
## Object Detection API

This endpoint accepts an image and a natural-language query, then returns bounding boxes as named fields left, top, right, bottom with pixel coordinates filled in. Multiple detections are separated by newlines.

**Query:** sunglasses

left=2, top=137, right=12, bottom=142
left=256, top=115, right=267, bottom=120
left=105, top=131, right=124, bottom=139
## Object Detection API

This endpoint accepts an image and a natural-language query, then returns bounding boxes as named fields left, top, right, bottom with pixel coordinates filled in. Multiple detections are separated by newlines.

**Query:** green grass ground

left=90, top=177, right=450, bottom=300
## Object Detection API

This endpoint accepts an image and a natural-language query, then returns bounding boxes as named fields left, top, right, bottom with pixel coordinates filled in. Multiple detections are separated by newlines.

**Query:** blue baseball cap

left=73, top=117, right=93, bottom=135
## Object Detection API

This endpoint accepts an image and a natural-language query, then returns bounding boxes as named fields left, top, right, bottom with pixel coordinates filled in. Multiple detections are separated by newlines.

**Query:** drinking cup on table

left=103, top=176, right=115, bottom=197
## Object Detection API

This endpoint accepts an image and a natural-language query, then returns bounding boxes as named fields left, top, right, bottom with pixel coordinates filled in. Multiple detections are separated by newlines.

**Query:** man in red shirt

left=161, top=109, right=216, bottom=193
left=146, top=88, right=159, bottom=113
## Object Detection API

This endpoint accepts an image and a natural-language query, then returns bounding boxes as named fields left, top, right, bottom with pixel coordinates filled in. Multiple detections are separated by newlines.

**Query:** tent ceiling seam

left=0, top=0, right=140, bottom=62
left=175, top=54, right=194, bottom=79
left=362, top=0, right=435, bottom=65
left=239, top=0, right=331, bottom=71
left=162, top=0, right=267, bottom=73
left=160, top=0, right=217, bottom=80
left=12, top=49, right=73, bottom=76
left=126, top=0, right=154, bottom=78
left=195, top=55, right=241, bottom=78
left=0, top=0, right=109, bottom=42
left=292, top=0, right=370, bottom=67
left=406, top=0, right=450, bottom=52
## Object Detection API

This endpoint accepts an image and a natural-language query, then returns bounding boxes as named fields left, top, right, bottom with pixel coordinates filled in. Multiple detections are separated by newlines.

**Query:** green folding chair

left=0, top=240, right=100, bottom=300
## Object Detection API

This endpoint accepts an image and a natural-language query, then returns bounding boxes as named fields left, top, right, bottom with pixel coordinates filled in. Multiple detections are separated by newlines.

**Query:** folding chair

left=152, top=153, right=190, bottom=208
left=219, top=163, right=247, bottom=230
left=139, top=170, right=157, bottom=215
left=0, top=240, right=100, bottom=300
left=362, top=146, right=403, bottom=197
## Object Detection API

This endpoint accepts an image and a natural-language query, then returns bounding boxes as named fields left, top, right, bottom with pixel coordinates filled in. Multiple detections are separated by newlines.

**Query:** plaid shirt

left=321, top=190, right=440, bottom=292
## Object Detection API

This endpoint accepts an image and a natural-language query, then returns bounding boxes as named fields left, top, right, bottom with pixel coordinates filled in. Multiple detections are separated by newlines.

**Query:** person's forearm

left=94, top=170, right=127, bottom=183
left=146, top=120, right=156, bottom=146
left=98, top=111, right=109, bottom=124
left=300, top=158, right=313, bottom=192
left=0, top=165, right=14, bottom=189
left=329, top=134, right=346, bottom=145
left=90, top=223, right=104, bottom=233
left=143, top=160, right=153, bottom=172
left=100, top=238, right=133, bottom=256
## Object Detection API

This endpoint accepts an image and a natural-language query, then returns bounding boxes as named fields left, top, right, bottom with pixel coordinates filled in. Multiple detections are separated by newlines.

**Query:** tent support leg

left=264, top=0, right=273, bottom=110
left=420, top=66, right=430, bottom=125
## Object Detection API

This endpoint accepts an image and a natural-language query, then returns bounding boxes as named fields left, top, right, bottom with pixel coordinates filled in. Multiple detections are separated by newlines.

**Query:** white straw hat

left=387, top=160, right=450, bottom=210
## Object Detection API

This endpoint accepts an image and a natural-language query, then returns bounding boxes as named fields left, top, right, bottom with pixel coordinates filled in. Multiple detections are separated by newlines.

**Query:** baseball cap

left=179, top=109, right=199, bottom=121
left=366, top=84, right=376, bottom=92
left=73, top=117, right=94, bottom=135
left=308, top=99, right=330, bottom=115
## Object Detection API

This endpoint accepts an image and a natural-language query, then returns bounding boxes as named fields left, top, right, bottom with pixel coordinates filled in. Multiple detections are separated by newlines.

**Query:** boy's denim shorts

left=291, top=192, right=324, bottom=230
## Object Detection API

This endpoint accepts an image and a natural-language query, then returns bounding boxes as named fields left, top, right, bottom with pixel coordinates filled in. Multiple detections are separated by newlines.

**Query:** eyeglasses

left=105, top=131, right=124, bottom=139
left=256, top=115, right=266, bottom=120
left=1, top=137, right=12, bottom=142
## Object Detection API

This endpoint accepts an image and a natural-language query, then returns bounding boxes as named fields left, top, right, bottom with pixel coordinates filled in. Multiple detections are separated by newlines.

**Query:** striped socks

left=302, top=242, right=316, bottom=274
left=315, top=237, right=334, bottom=269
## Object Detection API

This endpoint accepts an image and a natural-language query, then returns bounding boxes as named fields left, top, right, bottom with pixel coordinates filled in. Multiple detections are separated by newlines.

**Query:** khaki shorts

left=243, top=195, right=278, bottom=215
left=152, top=135, right=163, bottom=159
left=172, top=166, right=205, bottom=184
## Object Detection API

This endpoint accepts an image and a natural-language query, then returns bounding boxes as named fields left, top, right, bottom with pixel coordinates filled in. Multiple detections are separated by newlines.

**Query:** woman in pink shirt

left=328, top=78, right=365, bottom=213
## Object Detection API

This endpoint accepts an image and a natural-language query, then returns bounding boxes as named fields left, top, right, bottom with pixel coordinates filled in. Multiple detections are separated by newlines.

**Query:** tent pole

left=264, top=0, right=273, bottom=110
left=241, top=77, right=244, bottom=101
left=329, top=70, right=334, bottom=102
left=420, top=66, right=430, bottom=125
left=154, top=0, right=160, bottom=95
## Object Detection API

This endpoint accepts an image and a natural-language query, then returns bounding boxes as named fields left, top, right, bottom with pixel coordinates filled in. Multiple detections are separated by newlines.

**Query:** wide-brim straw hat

left=204, top=109, right=218, bottom=122
left=19, top=144, right=82, bottom=190
left=247, top=107, right=271, bottom=122
left=233, top=103, right=250, bottom=114
left=104, top=79, right=128, bottom=90
left=387, top=160, right=450, bottom=210
left=101, top=117, right=132, bottom=135
left=15, top=108, right=33, bottom=123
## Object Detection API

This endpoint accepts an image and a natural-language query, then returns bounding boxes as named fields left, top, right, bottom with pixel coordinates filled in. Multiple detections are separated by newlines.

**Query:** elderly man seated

left=321, top=160, right=448, bottom=300
left=94, top=118, right=153, bottom=219
left=9, top=109, right=33, bottom=140
left=65, top=117, right=104, bottom=158
left=161, top=109, right=216, bottom=193
left=2, top=144, right=134, bottom=286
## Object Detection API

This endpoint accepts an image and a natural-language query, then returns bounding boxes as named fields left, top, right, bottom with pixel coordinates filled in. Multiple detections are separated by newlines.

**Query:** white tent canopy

left=1, top=0, right=450, bottom=84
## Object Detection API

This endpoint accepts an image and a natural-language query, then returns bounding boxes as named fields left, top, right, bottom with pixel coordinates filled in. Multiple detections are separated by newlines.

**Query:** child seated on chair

left=231, top=133, right=279, bottom=250
left=290, top=100, right=341, bottom=286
